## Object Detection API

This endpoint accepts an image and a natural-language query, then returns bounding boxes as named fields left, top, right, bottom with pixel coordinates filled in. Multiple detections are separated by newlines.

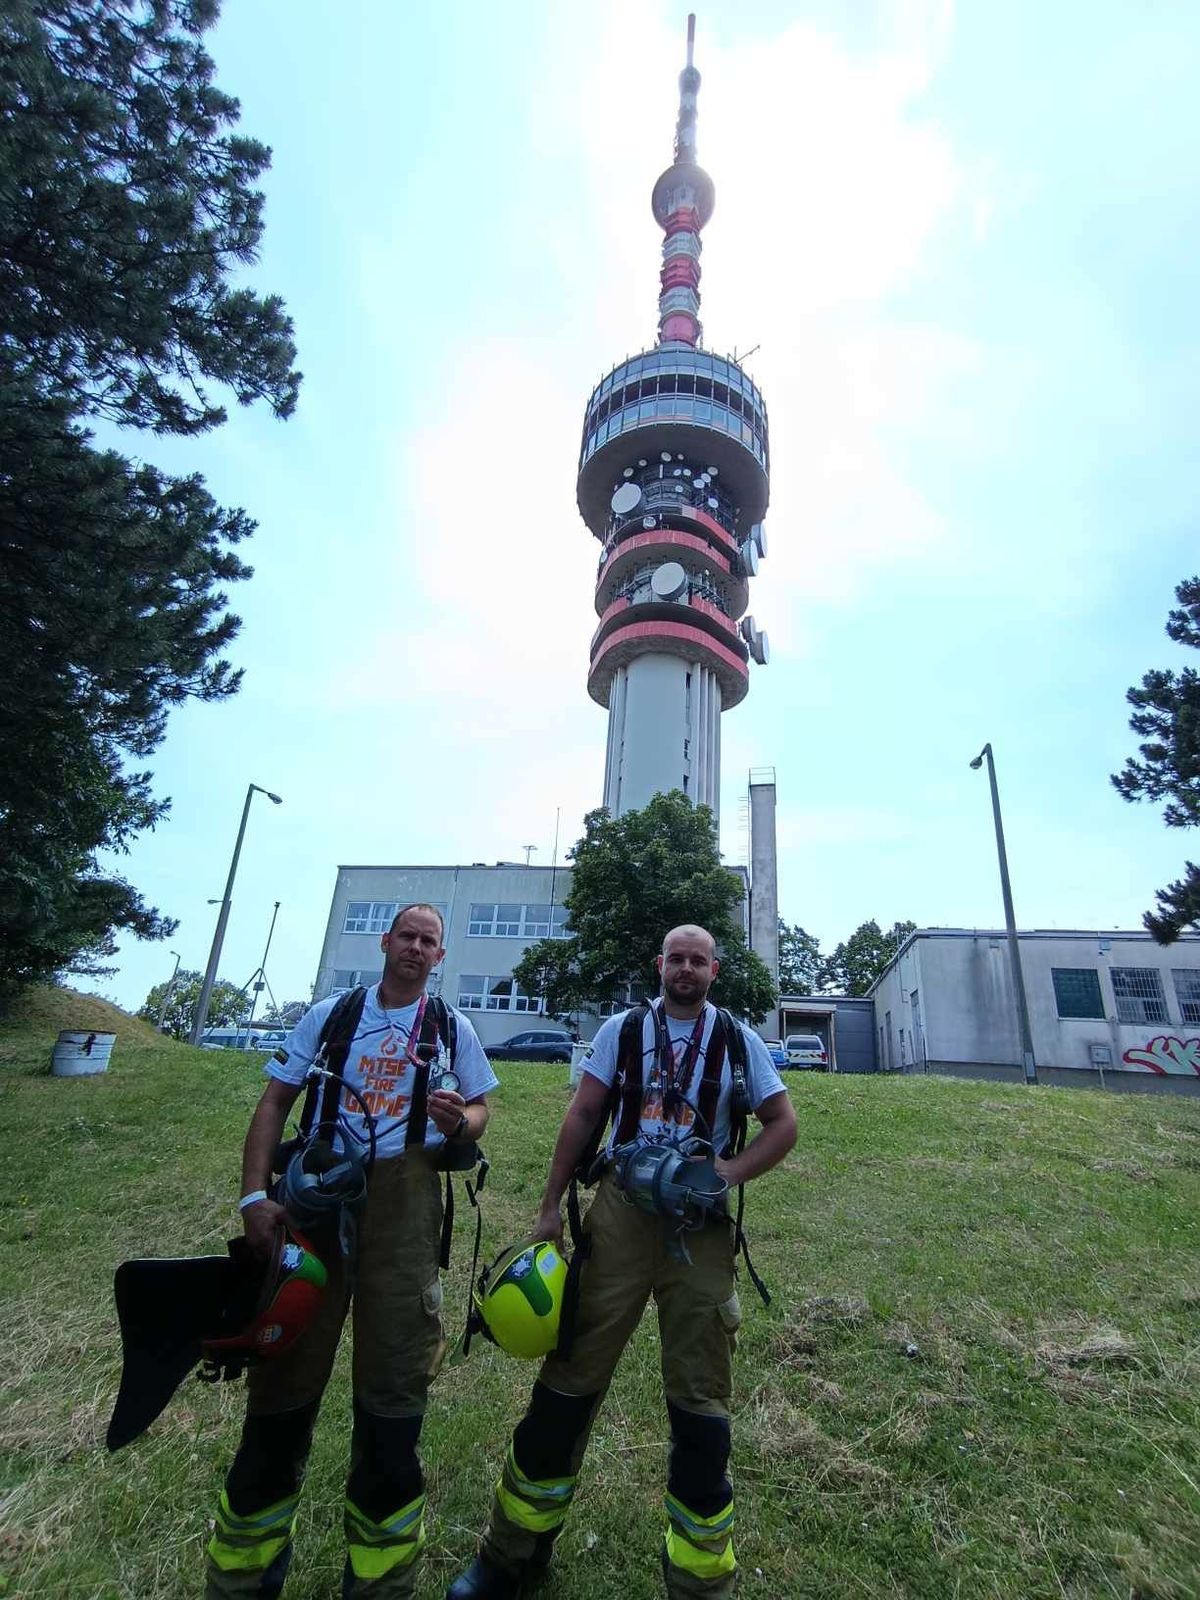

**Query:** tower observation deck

left=578, top=16, right=770, bottom=822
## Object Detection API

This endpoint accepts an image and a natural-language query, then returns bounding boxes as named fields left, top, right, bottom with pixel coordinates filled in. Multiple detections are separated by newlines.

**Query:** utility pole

left=970, top=743, right=1037, bottom=1085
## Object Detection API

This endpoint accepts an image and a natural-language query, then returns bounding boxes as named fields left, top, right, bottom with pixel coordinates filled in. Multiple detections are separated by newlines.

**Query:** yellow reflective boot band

left=664, top=1526, right=737, bottom=1580
left=345, top=1492, right=426, bottom=1579
left=495, top=1479, right=571, bottom=1534
left=207, top=1490, right=297, bottom=1572
left=664, top=1492, right=735, bottom=1540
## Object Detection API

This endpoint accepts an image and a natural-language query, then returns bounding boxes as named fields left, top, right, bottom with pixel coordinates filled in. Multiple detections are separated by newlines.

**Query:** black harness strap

left=405, top=995, right=452, bottom=1150
left=711, top=1007, right=770, bottom=1307
left=299, top=986, right=369, bottom=1142
left=557, top=1008, right=649, bottom=1359
left=612, top=1004, right=650, bottom=1145
left=695, top=1016, right=727, bottom=1145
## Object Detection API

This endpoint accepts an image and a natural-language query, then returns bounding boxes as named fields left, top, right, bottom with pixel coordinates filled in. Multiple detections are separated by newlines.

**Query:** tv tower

left=578, top=14, right=770, bottom=822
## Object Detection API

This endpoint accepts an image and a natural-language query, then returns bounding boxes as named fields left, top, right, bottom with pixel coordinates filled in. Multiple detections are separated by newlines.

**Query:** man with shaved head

left=449, top=923, right=796, bottom=1600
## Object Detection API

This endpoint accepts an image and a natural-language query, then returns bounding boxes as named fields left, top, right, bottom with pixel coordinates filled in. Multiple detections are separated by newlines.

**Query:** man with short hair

left=449, top=923, right=796, bottom=1599
left=207, top=903, right=498, bottom=1600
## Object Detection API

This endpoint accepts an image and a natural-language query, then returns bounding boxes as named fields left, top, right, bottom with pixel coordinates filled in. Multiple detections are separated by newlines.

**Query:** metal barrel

left=51, top=1030, right=115, bottom=1077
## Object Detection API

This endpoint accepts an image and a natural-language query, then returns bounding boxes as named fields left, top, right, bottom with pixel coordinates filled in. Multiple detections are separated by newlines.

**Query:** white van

left=784, top=1033, right=829, bottom=1070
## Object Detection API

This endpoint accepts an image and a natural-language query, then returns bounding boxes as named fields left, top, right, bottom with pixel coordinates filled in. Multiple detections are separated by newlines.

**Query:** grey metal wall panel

left=833, top=1001, right=877, bottom=1074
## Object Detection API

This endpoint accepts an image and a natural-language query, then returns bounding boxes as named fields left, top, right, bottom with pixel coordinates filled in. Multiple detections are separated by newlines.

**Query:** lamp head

left=266, top=791, right=283, bottom=805
left=969, top=755, right=983, bottom=770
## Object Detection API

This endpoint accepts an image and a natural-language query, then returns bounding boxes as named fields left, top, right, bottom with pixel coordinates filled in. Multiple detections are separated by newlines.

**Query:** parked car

left=485, top=1028, right=574, bottom=1064
left=248, top=1030, right=288, bottom=1051
left=784, top=1032, right=829, bottom=1070
left=765, top=1040, right=788, bottom=1069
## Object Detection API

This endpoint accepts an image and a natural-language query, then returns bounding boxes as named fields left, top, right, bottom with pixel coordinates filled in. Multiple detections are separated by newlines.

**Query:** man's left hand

left=428, top=1088, right=468, bottom=1137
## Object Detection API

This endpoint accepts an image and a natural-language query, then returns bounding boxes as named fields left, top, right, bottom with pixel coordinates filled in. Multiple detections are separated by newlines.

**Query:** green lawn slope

left=1, top=991, right=1198, bottom=1598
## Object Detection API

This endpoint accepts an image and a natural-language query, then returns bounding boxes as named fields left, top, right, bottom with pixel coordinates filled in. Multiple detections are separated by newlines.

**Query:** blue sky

left=97, top=0, right=1200, bottom=1011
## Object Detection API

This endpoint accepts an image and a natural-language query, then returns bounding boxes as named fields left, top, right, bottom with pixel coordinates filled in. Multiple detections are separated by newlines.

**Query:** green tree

left=822, top=919, right=916, bottom=996
left=0, top=1, right=300, bottom=995
left=513, top=793, right=776, bottom=1022
left=1112, top=576, right=1200, bottom=941
left=777, top=920, right=826, bottom=994
left=138, top=968, right=251, bottom=1040
left=258, top=999, right=307, bottom=1029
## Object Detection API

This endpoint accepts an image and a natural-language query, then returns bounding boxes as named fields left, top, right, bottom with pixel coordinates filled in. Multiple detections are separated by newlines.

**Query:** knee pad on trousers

left=666, top=1402, right=731, bottom=1518
left=347, top=1402, right=424, bottom=1523
left=226, top=1401, right=320, bottom=1514
left=512, top=1381, right=599, bottom=1481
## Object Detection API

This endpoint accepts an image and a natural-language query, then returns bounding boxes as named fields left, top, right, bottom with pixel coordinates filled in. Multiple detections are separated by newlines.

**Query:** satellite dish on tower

left=739, top=540, right=759, bottom=577
left=751, top=523, right=768, bottom=558
left=754, top=632, right=770, bottom=666
left=642, top=514, right=657, bottom=529
left=650, top=561, right=687, bottom=601
left=611, top=482, right=643, bottom=516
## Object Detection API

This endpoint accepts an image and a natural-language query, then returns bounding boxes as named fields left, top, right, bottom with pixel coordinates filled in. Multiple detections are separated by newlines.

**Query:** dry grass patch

left=735, top=1387, right=888, bottom=1488
left=1035, top=1321, right=1138, bottom=1372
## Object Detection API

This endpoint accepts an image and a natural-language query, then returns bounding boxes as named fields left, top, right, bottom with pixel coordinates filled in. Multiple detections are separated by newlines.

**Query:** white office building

left=312, top=863, right=586, bottom=1047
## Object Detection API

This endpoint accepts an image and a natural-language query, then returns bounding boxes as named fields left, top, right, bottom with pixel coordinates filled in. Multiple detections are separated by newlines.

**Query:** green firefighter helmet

left=473, top=1238, right=567, bottom=1359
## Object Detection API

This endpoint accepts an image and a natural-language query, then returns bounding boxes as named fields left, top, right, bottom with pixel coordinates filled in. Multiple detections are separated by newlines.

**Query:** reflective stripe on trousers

left=206, top=1488, right=298, bottom=1591
left=344, top=1490, right=426, bottom=1584
left=664, top=1491, right=736, bottom=1585
left=493, top=1444, right=577, bottom=1535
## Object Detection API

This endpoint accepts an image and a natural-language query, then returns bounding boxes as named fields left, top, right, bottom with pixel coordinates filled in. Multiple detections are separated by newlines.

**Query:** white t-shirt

left=583, top=1001, right=786, bottom=1155
left=267, top=985, right=498, bottom=1159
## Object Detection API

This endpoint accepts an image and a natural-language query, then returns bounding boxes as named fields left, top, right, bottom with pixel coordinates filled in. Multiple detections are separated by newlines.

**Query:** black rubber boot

left=445, top=1553, right=525, bottom=1600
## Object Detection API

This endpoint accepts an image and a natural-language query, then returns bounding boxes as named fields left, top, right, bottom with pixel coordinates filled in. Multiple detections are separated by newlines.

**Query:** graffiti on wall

left=1122, top=1035, right=1200, bottom=1075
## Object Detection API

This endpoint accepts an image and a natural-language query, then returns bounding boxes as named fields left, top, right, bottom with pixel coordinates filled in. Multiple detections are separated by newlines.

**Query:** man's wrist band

left=238, top=1189, right=268, bottom=1212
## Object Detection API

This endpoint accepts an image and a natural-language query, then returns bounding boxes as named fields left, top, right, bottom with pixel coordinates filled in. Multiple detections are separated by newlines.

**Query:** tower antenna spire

left=652, top=13, right=713, bottom=346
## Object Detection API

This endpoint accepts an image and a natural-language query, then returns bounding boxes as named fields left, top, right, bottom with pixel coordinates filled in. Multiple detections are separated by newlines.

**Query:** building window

left=343, top=901, right=396, bottom=935
left=457, top=974, right=486, bottom=1009
left=466, top=903, right=571, bottom=939
left=1111, top=967, right=1168, bottom=1025
left=456, top=975, right=545, bottom=1013
left=1172, top=969, right=1200, bottom=1024
left=1051, top=968, right=1105, bottom=1020
left=332, top=969, right=361, bottom=991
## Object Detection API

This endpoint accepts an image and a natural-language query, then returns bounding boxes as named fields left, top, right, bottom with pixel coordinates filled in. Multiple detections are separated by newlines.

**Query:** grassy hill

left=1, top=990, right=1199, bottom=1598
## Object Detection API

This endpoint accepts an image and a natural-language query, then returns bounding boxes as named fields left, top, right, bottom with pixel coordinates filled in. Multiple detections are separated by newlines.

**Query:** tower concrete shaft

left=577, top=15, right=771, bottom=821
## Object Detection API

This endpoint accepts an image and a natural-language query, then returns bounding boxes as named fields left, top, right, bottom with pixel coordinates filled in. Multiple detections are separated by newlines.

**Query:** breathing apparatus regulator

left=274, top=1051, right=379, bottom=1254
left=464, top=1237, right=568, bottom=1360
left=609, top=1131, right=729, bottom=1265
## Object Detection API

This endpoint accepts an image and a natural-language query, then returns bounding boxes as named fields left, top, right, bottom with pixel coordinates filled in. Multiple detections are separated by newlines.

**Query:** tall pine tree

left=0, top=2, right=300, bottom=994
left=1112, top=576, right=1200, bottom=941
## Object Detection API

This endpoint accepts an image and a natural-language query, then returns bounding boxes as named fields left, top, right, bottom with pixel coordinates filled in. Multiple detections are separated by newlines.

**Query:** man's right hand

left=530, top=1202, right=565, bottom=1253
left=242, top=1196, right=289, bottom=1258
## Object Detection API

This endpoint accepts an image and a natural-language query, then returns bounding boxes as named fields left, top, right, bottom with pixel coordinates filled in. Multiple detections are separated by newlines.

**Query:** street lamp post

left=970, top=743, right=1037, bottom=1085
left=157, top=950, right=182, bottom=1033
left=188, top=783, right=282, bottom=1045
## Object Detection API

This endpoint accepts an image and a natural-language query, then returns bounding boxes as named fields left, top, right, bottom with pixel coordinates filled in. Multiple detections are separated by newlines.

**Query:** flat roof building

left=870, top=928, right=1200, bottom=1093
